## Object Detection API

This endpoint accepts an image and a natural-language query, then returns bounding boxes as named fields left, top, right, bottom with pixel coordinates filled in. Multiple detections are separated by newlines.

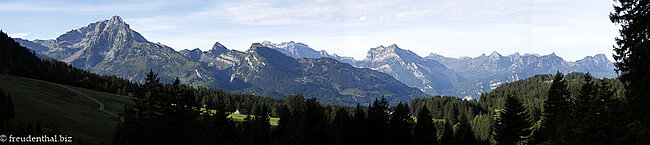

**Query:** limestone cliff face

left=356, top=44, right=465, bottom=96
left=16, top=16, right=427, bottom=106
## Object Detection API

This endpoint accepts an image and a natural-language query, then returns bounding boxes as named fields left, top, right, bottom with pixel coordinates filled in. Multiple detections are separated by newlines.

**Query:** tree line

left=0, top=31, right=285, bottom=115
left=0, top=31, right=137, bottom=95
left=2, top=0, right=649, bottom=144
left=112, top=70, right=484, bottom=145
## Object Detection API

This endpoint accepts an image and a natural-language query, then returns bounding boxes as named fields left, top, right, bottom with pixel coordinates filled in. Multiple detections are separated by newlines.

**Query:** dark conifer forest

left=0, top=0, right=649, bottom=144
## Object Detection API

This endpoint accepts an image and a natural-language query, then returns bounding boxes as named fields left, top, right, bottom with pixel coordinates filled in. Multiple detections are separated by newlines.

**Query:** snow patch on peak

left=489, top=51, right=501, bottom=58
left=523, top=53, right=541, bottom=57
left=195, top=69, right=203, bottom=78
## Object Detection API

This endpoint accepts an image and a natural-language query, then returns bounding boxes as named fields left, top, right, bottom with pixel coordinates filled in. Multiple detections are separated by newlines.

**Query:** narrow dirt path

left=56, top=84, right=124, bottom=121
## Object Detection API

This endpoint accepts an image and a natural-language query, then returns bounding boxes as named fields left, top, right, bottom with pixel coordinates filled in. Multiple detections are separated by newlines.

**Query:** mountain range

left=260, top=41, right=617, bottom=99
left=14, top=16, right=425, bottom=105
left=14, top=16, right=617, bottom=104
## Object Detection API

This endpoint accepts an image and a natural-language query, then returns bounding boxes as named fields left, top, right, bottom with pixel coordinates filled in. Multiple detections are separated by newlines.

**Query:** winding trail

left=56, top=84, right=124, bottom=121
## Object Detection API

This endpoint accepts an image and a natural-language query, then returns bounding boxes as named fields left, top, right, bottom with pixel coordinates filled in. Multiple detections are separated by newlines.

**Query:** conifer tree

left=610, top=0, right=650, bottom=143
left=247, top=105, right=271, bottom=145
left=541, top=72, right=572, bottom=144
left=388, top=102, right=412, bottom=145
left=494, top=96, right=531, bottom=145
left=303, top=98, right=327, bottom=145
left=199, top=107, right=243, bottom=145
left=572, top=73, right=597, bottom=144
left=453, top=114, right=477, bottom=145
left=439, top=122, right=454, bottom=145
left=591, top=80, right=626, bottom=145
left=330, top=108, right=351, bottom=145
left=414, top=106, right=437, bottom=145
left=367, top=97, right=389, bottom=145
left=114, top=70, right=174, bottom=145
left=350, top=103, right=367, bottom=145
left=574, top=74, right=595, bottom=120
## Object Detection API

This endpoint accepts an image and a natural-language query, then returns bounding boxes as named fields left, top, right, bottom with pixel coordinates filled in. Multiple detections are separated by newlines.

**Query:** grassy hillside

left=0, top=74, right=133, bottom=145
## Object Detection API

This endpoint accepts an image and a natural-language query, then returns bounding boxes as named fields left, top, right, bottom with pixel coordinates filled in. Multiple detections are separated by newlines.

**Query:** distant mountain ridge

left=13, top=16, right=210, bottom=85
left=426, top=52, right=616, bottom=97
left=260, top=41, right=356, bottom=65
left=355, top=44, right=466, bottom=95
left=15, top=16, right=426, bottom=105
left=14, top=15, right=618, bottom=101
left=261, top=41, right=617, bottom=98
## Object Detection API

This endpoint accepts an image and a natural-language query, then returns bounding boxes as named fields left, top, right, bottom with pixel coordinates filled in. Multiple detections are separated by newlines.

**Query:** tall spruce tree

left=591, top=80, right=626, bottom=145
left=494, top=96, right=531, bottom=145
left=540, top=72, right=572, bottom=144
left=114, top=70, right=166, bottom=145
left=439, top=122, right=454, bottom=145
left=247, top=105, right=271, bottom=145
left=573, top=73, right=597, bottom=144
left=330, top=108, right=352, bottom=145
left=367, top=97, right=389, bottom=145
left=414, top=106, right=437, bottom=145
left=388, top=102, right=412, bottom=145
left=453, top=114, right=477, bottom=145
left=274, top=105, right=297, bottom=145
left=610, top=0, right=650, bottom=143
left=303, top=98, right=327, bottom=145
left=574, top=74, right=595, bottom=121
left=199, top=107, right=244, bottom=145
left=351, top=103, right=367, bottom=145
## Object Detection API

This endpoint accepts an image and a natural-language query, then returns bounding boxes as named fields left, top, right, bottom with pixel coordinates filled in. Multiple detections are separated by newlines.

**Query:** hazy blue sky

left=0, top=0, right=618, bottom=61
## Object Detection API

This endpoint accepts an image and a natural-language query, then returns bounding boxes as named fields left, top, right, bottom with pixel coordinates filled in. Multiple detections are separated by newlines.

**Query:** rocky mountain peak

left=523, top=53, right=541, bottom=57
left=369, top=44, right=399, bottom=54
left=577, top=54, right=612, bottom=65
left=427, top=53, right=444, bottom=58
left=489, top=51, right=501, bottom=59
left=248, top=43, right=271, bottom=54
left=261, top=41, right=357, bottom=65
left=212, top=42, right=226, bottom=50
left=208, top=41, right=228, bottom=55
left=250, top=43, right=264, bottom=49
left=594, top=54, right=608, bottom=61
left=109, top=15, right=124, bottom=25
left=365, top=44, right=425, bottom=62
left=55, top=15, right=146, bottom=46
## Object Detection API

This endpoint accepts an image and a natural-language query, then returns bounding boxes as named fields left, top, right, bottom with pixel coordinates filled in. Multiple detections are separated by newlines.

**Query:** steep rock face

left=569, top=54, right=616, bottom=78
left=260, top=41, right=472, bottom=97
left=15, top=16, right=426, bottom=106
left=15, top=15, right=619, bottom=102
left=261, top=41, right=325, bottom=59
left=261, top=41, right=357, bottom=65
left=218, top=44, right=427, bottom=105
left=356, top=44, right=466, bottom=95
left=426, top=52, right=617, bottom=98
left=18, top=16, right=214, bottom=85
left=179, top=48, right=203, bottom=62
